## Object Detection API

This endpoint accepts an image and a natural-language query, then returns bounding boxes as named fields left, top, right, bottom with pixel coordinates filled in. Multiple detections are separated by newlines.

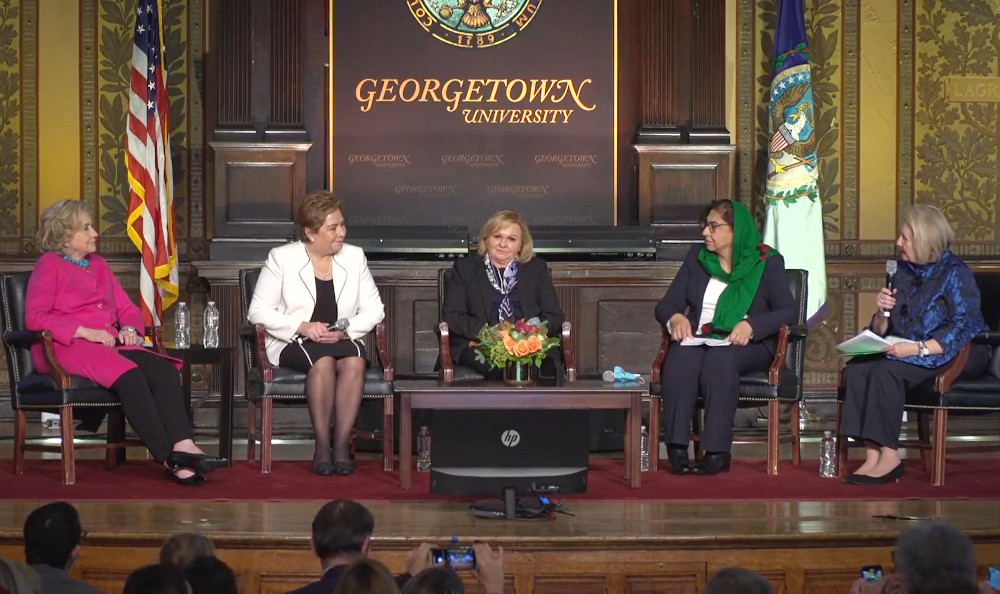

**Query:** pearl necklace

left=61, top=253, right=90, bottom=268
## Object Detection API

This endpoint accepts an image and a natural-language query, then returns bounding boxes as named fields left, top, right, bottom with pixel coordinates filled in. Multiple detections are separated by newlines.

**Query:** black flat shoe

left=313, top=460, right=334, bottom=476
left=691, top=451, right=731, bottom=475
left=332, top=461, right=355, bottom=475
left=165, top=452, right=227, bottom=475
left=170, top=470, right=206, bottom=486
left=843, top=473, right=865, bottom=484
left=845, top=463, right=904, bottom=485
left=666, top=445, right=692, bottom=475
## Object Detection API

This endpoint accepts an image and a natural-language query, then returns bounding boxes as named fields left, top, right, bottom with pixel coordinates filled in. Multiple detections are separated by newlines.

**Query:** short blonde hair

left=159, top=533, right=216, bottom=570
left=476, top=210, right=534, bottom=263
left=902, top=204, right=954, bottom=264
left=296, top=191, right=343, bottom=240
left=36, top=199, right=93, bottom=252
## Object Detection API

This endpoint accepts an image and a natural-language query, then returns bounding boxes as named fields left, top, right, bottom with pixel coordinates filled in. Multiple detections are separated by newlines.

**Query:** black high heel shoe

left=845, top=463, right=904, bottom=485
left=666, top=445, right=692, bottom=475
left=691, top=451, right=731, bottom=475
left=169, top=469, right=206, bottom=486
left=165, top=452, right=227, bottom=474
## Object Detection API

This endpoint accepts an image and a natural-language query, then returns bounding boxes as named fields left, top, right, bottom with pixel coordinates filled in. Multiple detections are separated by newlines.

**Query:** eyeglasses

left=702, top=221, right=731, bottom=232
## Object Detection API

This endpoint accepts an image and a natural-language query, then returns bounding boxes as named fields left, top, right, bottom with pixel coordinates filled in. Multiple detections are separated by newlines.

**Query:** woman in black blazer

left=444, top=210, right=564, bottom=378
left=654, top=199, right=796, bottom=475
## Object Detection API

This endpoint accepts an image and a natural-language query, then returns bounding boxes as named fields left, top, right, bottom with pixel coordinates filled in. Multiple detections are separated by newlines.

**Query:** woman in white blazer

left=248, top=192, right=385, bottom=476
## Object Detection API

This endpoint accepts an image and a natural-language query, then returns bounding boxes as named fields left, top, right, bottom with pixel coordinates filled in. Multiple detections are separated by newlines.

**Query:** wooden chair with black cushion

left=436, top=267, right=577, bottom=383
left=0, top=271, right=149, bottom=485
left=238, top=268, right=395, bottom=473
left=835, top=271, right=1000, bottom=486
left=648, top=268, right=808, bottom=475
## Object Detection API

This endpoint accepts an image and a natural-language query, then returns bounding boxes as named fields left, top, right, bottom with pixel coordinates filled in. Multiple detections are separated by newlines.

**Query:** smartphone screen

left=431, top=547, right=476, bottom=570
left=988, top=567, right=1000, bottom=591
left=538, top=495, right=551, bottom=505
left=860, top=565, right=883, bottom=583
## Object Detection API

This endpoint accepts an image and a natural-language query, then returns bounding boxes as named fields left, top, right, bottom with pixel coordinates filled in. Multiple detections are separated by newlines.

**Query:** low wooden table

left=394, top=379, right=646, bottom=490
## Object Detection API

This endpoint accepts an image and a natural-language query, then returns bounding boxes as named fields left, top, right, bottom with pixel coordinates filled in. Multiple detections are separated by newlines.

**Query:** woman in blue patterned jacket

left=840, top=204, right=989, bottom=485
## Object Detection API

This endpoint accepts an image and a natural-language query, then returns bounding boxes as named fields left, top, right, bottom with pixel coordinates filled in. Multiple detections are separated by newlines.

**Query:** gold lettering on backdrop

left=354, top=77, right=595, bottom=123
left=406, top=0, right=434, bottom=30
left=947, top=77, right=1000, bottom=103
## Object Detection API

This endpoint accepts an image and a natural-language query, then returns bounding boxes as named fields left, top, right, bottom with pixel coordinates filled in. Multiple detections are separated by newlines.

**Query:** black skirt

left=279, top=338, right=367, bottom=372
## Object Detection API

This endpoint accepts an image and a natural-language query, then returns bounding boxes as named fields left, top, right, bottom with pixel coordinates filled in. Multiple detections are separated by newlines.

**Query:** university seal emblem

left=765, top=63, right=820, bottom=204
left=406, top=0, right=542, bottom=48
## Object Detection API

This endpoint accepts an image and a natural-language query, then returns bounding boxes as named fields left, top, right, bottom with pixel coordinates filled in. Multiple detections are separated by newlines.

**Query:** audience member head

left=401, top=567, right=465, bottom=594
left=893, top=520, right=976, bottom=593
left=900, top=204, right=954, bottom=264
left=122, top=564, right=188, bottom=594
left=185, top=555, right=237, bottom=594
left=0, top=557, right=41, bottom=594
left=333, top=558, right=400, bottom=594
left=917, top=572, right=981, bottom=594
left=704, top=567, right=773, bottom=594
left=159, top=533, right=216, bottom=570
left=23, top=502, right=84, bottom=570
left=36, top=199, right=94, bottom=253
left=476, top=209, right=534, bottom=264
left=311, top=500, right=375, bottom=564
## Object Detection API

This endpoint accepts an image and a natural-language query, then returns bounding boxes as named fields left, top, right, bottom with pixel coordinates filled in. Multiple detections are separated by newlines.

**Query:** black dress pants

left=457, top=348, right=560, bottom=380
left=660, top=342, right=773, bottom=452
left=111, top=349, right=193, bottom=462
left=840, top=347, right=990, bottom=448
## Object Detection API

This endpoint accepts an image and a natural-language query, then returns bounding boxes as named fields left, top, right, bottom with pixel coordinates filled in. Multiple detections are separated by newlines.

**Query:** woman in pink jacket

left=25, top=199, right=225, bottom=485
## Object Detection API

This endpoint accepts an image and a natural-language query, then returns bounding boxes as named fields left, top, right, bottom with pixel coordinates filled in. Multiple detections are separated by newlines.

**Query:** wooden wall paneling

left=209, top=141, right=312, bottom=243
left=213, top=0, right=253, bottom=133
left=617, top=0, right=642, bottom=224
left=634, top=145, right=734, bottom=245
left=268, top=0, right=303, bottom=129
left=690, top=0, right=728, bottom=142
left=299, top=0, right=327, bottom=191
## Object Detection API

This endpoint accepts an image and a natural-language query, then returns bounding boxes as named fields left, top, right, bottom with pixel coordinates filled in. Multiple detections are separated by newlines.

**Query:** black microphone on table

left=883, top=260, right=897, bottom=318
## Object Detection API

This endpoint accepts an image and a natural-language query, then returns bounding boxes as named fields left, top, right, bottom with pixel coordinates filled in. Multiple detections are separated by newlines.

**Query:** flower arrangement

left=473, top=318, right=560, bottom=371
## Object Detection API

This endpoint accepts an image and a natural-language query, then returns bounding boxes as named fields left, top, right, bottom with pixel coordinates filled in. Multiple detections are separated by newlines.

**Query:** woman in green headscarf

left=654, top=199, right=797, bottom=475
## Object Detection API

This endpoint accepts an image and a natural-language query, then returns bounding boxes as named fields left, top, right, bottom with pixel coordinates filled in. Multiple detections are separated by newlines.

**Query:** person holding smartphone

left=248, top=192, right=385, bottom=476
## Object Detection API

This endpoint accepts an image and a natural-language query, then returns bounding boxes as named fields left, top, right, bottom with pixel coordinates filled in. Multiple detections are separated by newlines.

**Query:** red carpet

left=1, top=457, right=999, bottom=502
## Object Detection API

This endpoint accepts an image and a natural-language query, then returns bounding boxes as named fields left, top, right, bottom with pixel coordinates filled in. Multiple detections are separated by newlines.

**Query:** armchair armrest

left=2, top=329, right=45, bottom=348
left=972, top=330, right=1000, bottom=347
left=249, top=324, right=274, bottom=382
left=934, top=341, right=970, bottom=393
left=38, top=330, right=72, bottom=390
left=438, top=322, right=454, bottom=383
left=374, top=322, right=393, bottom=382
left=787, top=324, right=808, bottom=339
left=650, top=327, right=671, bottom=385
left=767, top=324, right=792, bottom=384
left=148, top=326, right=166, bottom=354
left=561, top=322, right=577, bottom=383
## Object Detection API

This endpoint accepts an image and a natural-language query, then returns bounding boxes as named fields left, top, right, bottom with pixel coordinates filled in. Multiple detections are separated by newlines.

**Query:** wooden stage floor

left=1, top=499, right=1000, bottom=593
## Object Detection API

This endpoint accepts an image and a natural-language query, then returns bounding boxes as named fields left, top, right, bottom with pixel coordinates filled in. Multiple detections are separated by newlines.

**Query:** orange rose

left=499, top=329, right=510, bottom=340
left=514, top=339, right=531, bottom=357
left=503, top=336, right=517, bottom=354
left=526, top=335, right=542, bottom=353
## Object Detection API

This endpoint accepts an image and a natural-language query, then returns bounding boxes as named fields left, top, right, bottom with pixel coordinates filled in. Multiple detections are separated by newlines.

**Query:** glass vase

left=503, top=360, right=538, bottom=386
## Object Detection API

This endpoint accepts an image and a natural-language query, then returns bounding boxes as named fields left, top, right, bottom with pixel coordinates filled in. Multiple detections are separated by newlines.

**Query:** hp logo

left=500, top=430, right=520, bottom=447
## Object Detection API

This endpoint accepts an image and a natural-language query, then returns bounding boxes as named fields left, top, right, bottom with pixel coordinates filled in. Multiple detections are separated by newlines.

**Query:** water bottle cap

left=178, top=301, right=186, bottom=306
left=823, top=430, right=833, bottom=437
left=420, top=425, right=428, bottom=430
left=208, top=301, right=215, bottom=306
left=641, top=425, right=647, bottom=431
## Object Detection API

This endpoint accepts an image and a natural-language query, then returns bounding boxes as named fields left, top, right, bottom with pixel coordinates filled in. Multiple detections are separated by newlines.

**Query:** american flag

left=125, top=0, right=178, bottom=327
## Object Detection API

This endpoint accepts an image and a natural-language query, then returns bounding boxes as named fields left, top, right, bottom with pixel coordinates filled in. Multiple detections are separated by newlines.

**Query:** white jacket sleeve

left=246, top=250, right=307, bottom=342
left=346, top=254, right=385, bottom=339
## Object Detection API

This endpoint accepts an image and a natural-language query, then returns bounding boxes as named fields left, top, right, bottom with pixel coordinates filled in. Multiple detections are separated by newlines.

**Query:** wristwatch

left=917, top=341, right=929, bottom=357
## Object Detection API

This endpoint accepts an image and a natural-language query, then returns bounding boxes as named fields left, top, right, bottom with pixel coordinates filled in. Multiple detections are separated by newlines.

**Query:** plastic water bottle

left=203, top=301, right=220, bottom=348
left=417, top=426, right=431, bottom=472
left=174, top=302, right=190, bottom=349
left=640, top=425, right=651, bottom=472
left=819, top=430, right=837, bottom=478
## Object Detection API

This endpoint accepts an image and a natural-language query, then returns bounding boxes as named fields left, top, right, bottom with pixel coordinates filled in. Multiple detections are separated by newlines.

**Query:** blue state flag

left=762, top=0, right=827, bottom=323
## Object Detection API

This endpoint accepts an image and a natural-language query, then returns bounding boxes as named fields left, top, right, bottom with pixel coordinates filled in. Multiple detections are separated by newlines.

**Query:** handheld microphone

left=883, top=260, right=897, bottom=318
left=330, top=318, right=350, bottom=332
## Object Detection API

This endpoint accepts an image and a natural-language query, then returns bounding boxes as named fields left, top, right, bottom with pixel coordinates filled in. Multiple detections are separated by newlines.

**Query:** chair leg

left=766, top=400, right=780, bottom=476
left=931, top=408, right=947, bottom=487
left=383, top=396, right=394, bottom=472
left=648, top=395, right=661, bottom=471
left=247, top=400, right=257, bottom=464
left=261, top=399, right=273, bottom=474
left=917, top=411, right=931, bottom=471
left=692, top=408, right=703, bottom=462
left=105, top=409, right=126, bottom=470
left=790, top=401, right=801, bottom=466
left=13, top=409, right=25, bottom=475
left=835, top=402, right=848, bottom=478
left=60, top=406, right=76, bottom=485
